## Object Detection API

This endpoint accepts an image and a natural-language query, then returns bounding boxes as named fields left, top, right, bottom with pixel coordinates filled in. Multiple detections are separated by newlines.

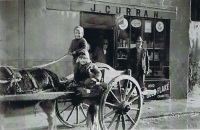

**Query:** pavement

left=139, top=87, right=200, bottom=119
left=141, top=94, right=200, bottom=119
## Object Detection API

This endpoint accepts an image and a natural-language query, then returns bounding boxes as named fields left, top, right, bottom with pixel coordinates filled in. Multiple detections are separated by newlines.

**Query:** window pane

left=191, top=0, right=200, bottom=21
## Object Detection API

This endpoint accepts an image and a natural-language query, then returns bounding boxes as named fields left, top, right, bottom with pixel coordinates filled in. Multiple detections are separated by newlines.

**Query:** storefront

left=0, top=0, right=189, bottom=99
left=49, top=0, right=189, bottom=99
left=52, top=1, right=174, bottom=99
left=79, top=11, right=171, bottom=99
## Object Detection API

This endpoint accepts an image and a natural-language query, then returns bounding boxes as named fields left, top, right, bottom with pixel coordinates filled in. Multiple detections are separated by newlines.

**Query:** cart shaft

left=0, top=92, right=75, bottom=101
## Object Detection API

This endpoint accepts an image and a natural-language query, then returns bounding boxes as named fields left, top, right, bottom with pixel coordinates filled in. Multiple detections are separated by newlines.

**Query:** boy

left=74, top=53, right=102, bottom=88
left=68, top=26, right=88, bottom=64
left=74, top=53, right=103, bottom=130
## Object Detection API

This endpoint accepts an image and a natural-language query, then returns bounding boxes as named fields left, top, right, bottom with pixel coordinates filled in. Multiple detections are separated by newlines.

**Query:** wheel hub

left=117, top=101, right=130, bottom=114
left=124, top=105, right=131, bottom=113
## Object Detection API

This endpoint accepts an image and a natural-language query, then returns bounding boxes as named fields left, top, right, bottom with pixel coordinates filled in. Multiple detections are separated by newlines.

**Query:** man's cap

left=76, top=49, right=91, bottom=63
left=78, top=49, right=89, bottom=56
left=103, top=39, right=108, bottom=44
left=136, top=36, right=143, bottom=42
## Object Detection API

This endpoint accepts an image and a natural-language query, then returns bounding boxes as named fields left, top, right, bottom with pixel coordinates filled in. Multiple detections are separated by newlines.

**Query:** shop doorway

left=84, top=28, right=114, bottom=67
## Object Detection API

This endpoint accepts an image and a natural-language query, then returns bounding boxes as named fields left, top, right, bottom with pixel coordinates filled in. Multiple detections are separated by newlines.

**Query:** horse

left=0, top=66, right=66, bottom=130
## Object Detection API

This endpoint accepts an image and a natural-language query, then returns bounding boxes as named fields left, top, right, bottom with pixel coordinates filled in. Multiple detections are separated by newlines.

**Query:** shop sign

left=145, top=80, right=170, bottom=100
left=70, top=1, right=177, bottom=19
left=156, top=21, right=164, bottom=32
left=145, top=21, right=152, bottom=33
left=119, top=18, right=128, bottom=30
left=131, top=19, right=141, bottom=27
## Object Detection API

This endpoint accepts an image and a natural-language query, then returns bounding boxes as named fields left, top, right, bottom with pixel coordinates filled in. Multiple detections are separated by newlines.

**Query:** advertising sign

left=156, top=21, right=164, bottom=32
left=145, top=20, right=152, bottom=33
left=131, top=19, right=141, bottom=27
left=119, top=18, right=128, bottom=30
left=145, top=79, right=170, bottom=100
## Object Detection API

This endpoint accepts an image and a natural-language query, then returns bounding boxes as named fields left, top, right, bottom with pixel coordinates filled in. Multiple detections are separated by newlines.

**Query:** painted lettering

left=126, top=8, right=131, bottom=16
left=156, top=82, right=170, bottom=94
left=148, top=84, right=155, bottom=88
left=116, top=7, right=121, bottom=14
left=136, top=9, right=140, bottom=16
left=91, top=4, right=95, bottom=11
left=144, top=10, right=148, bottom=17
left=157, top=87, right=161, bottom=94
left=87, top=4, right=165, bottom=19
left=105, top=6, right=110, bottom=13
left=154, top=11, right=158, bottom=18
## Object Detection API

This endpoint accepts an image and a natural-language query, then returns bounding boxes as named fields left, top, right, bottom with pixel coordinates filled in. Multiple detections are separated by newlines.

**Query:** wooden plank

left=0, top=92, right=74, bottom=101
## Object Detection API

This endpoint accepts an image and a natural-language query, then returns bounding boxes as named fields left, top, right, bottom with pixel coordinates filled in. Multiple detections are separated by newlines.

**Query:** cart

left=0, top=63, right=152, bottom=130
left=56, top=63, right=144, bottom=130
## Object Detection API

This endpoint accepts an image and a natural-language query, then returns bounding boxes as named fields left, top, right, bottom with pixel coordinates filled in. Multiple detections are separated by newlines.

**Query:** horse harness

left=23, top=68, right=57, bottom=92
left=1, top=67, right=39, bottom=94
left=22, top=69, right=39, bottom=93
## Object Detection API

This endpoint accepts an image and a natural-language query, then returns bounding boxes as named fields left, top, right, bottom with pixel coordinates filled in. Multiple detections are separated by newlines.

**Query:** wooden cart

left=0, top=63, right=155, bottom=130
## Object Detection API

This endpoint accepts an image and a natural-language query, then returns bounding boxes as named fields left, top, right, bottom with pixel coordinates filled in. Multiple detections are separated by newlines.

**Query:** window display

left=115, top=17, right=170, bottom=80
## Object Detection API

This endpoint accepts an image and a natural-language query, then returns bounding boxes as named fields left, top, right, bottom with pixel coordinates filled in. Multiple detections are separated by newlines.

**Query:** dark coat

left=130, top=48, right=149, bottom=74
left=92, top=45, right=110, bottom=64
left=74, top=62, right=102, bottom=83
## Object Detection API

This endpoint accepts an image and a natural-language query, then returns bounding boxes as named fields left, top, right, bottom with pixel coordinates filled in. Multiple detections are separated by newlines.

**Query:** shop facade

left=0, top=0, right=190, bottom=99
left=80, top=11, right=171, bottom=100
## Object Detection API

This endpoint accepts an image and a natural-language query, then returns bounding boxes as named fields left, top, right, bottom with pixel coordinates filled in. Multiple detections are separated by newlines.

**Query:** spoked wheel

left=55, top=97, right=89, bottom=127
left=99, top=75, right=143, bottom=130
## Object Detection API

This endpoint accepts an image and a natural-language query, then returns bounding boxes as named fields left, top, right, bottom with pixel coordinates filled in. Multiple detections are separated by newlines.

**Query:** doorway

left=84, top=28, right=114, bottom=67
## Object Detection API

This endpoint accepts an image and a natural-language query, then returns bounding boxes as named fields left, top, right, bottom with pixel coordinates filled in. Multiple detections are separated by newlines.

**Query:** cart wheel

left=55, top=98, right=89, bottom=127
left=99, top=75, right=143, bottom=130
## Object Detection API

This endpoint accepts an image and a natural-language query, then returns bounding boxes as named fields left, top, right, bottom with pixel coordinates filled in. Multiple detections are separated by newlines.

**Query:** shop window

left=116, top=17, right=170, bottom=79
left=191, top=0, right=200, bottom=21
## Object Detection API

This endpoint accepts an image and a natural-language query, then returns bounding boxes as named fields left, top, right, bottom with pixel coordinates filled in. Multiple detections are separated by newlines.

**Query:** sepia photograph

left=0, top=0, right=200, bottom=130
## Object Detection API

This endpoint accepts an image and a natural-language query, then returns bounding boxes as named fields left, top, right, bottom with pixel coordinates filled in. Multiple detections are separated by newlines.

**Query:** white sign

left=145, top=21, right=152, bottom=33
left=156, top=21, right=164, bottom=32
left=119, top=18, right=128, bottom=30
left=131, top=19, right=141, bottom=27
